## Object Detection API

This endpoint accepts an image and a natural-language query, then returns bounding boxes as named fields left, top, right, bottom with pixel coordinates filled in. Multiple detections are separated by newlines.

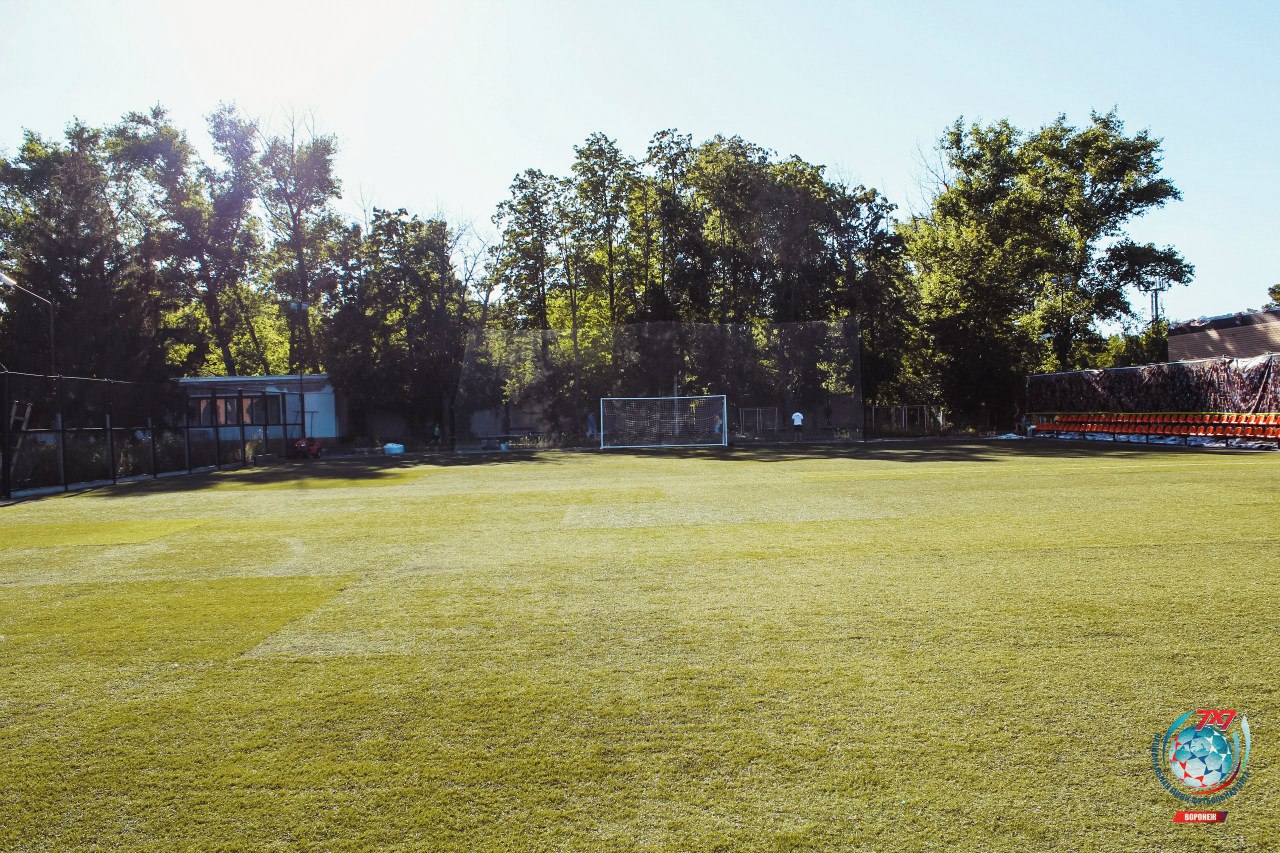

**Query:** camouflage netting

left=453, top=320, right=863, bottom=444
left=1027, top=354, right=1280, bottom=414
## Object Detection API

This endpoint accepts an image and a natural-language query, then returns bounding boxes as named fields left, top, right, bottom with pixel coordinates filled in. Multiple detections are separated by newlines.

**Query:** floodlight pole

left=0, top=273, right=55, bottom=377
left=1138, top=276, right=1172, bottom=330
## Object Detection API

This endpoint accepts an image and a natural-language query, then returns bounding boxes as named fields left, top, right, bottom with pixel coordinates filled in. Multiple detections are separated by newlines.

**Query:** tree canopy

left=0, top=106, right=1195, bottom=432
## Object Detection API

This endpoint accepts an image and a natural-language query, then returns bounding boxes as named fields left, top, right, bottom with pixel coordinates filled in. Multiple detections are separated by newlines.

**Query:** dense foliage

left=0, top=106, right=1195, bottom=431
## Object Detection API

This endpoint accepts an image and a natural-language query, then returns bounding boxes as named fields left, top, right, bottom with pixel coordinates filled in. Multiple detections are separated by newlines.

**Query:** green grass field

left=2, top=440, right=1278, bottom=851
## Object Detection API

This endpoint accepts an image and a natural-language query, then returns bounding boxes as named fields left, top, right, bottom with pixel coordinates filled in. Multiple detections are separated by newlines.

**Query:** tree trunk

left=202, top=289, right=238, bottom=375
left=228, top=281, right=269, bottom=373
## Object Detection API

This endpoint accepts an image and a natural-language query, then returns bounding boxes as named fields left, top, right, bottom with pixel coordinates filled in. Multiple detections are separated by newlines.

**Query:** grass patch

left=1, top=441, right=1278, bottom=851
left=0, top=519, right=207, bottom=549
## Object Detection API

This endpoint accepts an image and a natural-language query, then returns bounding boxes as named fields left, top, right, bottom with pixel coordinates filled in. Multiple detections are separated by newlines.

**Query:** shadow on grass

left=604, top=437, right=1270, bottom=465
left=50, top=437, right=1266, bottom=502
left=88, top=450, right=553, bottom=499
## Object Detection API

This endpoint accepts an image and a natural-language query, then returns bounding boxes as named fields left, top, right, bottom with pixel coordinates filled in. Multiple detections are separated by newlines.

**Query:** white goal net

left=600, top=395, right=728, bottom=449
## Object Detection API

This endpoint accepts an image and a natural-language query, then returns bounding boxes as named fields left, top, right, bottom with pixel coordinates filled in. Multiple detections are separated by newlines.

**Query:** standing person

left=791, top=410, right=804, bottom=440
left=586, top=411, right=597, bottom=441
left=713, top=413, right=722, bottom=441
left=432, top=423, right=442, bottom=450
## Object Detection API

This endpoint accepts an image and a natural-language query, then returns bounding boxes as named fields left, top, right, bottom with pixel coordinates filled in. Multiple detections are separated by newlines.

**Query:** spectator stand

left=1030, top=411, right=1280, bottom=445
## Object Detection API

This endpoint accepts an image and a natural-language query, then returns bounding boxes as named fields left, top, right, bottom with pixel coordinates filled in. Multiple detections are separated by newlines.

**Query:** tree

left=1093, top=321, right=1169, bottom=368
left=261, top=115, right=342, bottom=373
left=639, top=129, right=706, bottom=322
left=491, top=169, right=559, bottom=333
left=1022, top=111, right=1192, bottom=368
left=1265, top=283, right=1280, bottom=310
left=109, top=105, right=274, bottom=376
left=326, top=210, right=469, bottom=439
left=0, top=121, right=168, bottom=379
left=906, top=112, right=1193, bottom=423
left=571, top=133, right=635, bottom=325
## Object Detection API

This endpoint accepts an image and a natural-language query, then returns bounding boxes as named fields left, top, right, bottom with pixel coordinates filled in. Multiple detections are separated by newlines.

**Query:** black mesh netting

left=1027, top=355, right=1280, bottom=413
left=453, top=320, right=863, bottom=445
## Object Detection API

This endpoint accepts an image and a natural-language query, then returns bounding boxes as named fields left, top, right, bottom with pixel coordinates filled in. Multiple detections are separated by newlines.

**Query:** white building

left=177, top=374, right=345, bottom=444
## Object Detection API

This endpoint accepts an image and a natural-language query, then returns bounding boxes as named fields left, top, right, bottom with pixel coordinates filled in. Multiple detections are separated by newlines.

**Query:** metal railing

left=864, top=404, right=944, bottom=437
left=2, top=370, right=304, bottom=500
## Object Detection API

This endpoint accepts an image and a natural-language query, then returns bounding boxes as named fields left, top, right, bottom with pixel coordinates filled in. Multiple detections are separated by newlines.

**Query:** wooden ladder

left=8, top=400, right=32, bottom=474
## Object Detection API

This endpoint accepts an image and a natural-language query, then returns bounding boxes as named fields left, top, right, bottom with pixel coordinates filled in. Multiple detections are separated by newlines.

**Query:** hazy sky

left=2, top=0, right=1277, bottom=322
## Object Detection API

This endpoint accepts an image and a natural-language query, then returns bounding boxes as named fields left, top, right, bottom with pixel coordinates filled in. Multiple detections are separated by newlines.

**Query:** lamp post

left=0, top=273, right=55, bottom=376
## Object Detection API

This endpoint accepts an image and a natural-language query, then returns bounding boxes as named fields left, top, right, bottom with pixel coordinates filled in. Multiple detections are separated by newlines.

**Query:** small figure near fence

left=292, top=437, right=322, bottom=459
left=791, top=410, right=804, bottom=439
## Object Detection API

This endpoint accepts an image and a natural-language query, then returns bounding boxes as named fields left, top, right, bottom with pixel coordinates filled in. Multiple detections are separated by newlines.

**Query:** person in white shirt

left=791, top=410, right=804, bottom=439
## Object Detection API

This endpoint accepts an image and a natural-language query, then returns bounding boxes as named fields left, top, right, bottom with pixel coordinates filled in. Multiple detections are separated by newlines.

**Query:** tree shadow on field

left=85, top=449, right=553, bottom=500
left=600, top=437, right=1271, bottom=465
left=16, top=438, right=1267, bottom=503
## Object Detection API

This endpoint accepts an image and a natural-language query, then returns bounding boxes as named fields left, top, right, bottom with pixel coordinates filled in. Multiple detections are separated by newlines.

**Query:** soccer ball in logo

left=1168, top=725, right=1234, bottom=789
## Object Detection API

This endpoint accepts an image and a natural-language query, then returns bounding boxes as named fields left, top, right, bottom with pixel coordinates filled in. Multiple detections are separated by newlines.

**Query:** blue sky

left=2, top=0, right=1277, bottom=321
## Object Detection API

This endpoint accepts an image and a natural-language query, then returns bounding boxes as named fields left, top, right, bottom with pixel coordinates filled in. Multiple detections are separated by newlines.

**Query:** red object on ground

left=1174, top=811, right=1227, bottom=823
left=293, top=438, right=322, bottom=459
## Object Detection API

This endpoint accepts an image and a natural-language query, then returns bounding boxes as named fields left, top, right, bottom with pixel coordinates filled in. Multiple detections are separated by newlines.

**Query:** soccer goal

left=600, top=395, right=728, bottom=449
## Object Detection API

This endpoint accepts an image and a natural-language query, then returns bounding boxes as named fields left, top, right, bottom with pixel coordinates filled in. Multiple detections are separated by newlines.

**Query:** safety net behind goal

left=452, top=319, right=862, bottom=448
left=600, top=395, right=727, bottom=448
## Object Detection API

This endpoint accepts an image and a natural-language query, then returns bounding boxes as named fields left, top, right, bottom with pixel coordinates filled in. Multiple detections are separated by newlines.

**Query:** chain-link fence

left=863, top=405, right=945, bottom=437
left=2, top=370, right=307, bottom=498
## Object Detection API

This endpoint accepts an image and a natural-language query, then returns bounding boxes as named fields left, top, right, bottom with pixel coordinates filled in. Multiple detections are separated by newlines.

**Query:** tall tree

left=491, top=169, right=559, bottom=333
left=640, top=130, right=705, bottom=322
left=109, top=105, right=271, bottom=376
left=571, top=133, right=634, bottom=325
left=1022, top=111, right=1192, bottom=368
left=326, top=210, right=469, bottom=438
left=0, top=121, right=168, bottom=379
left=906, top=113, right=1193, bottom=422
left=261, top=115, right=341, bottom=373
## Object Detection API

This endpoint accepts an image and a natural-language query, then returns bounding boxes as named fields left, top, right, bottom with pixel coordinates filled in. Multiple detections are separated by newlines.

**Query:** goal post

left=600, top=395, right=728, bottom=449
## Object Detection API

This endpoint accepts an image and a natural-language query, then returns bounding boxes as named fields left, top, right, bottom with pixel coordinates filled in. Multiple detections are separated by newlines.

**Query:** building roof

left=178, top=373, right=329, bottom=383
left=1169, top=308, right=1280, bottom=336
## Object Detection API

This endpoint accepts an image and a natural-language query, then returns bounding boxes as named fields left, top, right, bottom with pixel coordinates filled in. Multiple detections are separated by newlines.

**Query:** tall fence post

left=57, top=376, right=68, bottom=492
left=184, top=391, right=192, bottom=473
left=148, top=414, right=158, bottom=479
left=1, top=371, right=11, bottom=500
left=237, top=388, right=247, bottom=466
left=212, top=390, right=222, bottom=470
left=105, top=380, right=117, bottom=484
left=260, top=389, right=270, bottom=457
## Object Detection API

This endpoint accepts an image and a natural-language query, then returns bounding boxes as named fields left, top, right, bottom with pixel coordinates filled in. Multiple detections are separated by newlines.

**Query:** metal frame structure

left=738, top=406, right=779, bottom=435
left=863, top=404, right=944, bottom=437
left=599, top=394, right=729, bottom=450
left=1, top=370, right=306, bottom=500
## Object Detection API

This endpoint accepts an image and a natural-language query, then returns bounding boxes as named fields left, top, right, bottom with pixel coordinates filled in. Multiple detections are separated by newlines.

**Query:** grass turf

left=1, top=440, right=1278, bottom=851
